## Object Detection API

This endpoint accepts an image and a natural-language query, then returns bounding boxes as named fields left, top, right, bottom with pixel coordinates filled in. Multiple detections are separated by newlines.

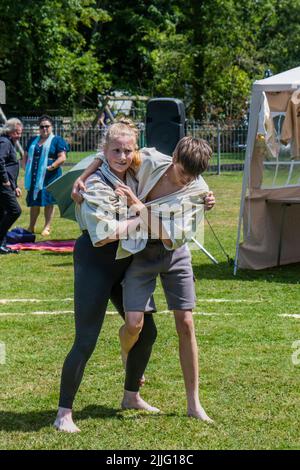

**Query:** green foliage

left=0, top=0, right=300, bottom=119
left=259, top=0, right=300, bottom=72
left=0, top=0, right=111, bottom=112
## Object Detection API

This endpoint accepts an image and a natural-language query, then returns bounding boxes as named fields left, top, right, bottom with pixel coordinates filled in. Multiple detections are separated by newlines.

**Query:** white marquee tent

left=234, top=67, right=300, bottom=272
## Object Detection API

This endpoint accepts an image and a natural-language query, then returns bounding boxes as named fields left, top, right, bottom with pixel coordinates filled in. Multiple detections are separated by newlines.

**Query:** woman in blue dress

left=24, top=115, right=68, bottom=236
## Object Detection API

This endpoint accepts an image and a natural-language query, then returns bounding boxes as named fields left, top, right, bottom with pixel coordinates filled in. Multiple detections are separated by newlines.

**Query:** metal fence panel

left=18, top=118, right=248, bottom=172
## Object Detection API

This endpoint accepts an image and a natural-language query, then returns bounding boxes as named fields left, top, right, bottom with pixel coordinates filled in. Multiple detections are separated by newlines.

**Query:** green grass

left=210, top=152, right=245, bottom=165
left=66, top=151, right=246, bottom=168
left=67, top=151, right=93, bottom=165
left=0, top=172, right=300, bottom=450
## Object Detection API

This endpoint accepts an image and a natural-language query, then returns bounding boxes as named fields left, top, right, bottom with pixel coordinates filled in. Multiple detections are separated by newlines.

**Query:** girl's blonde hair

left=102, top=118, right=141, bottom=169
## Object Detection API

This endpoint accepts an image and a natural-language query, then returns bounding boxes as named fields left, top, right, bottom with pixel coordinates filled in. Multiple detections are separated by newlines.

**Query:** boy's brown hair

left=173, top=136, right=212, bottom=176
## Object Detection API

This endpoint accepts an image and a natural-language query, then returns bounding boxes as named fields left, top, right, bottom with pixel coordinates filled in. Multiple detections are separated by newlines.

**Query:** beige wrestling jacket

left=76, top=148, right=209, bottom=259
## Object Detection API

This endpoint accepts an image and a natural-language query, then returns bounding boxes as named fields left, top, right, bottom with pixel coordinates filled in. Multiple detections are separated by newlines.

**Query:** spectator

left=23, top=115, right=68, bottom=236
left=0, top=118, right=23, bottom=255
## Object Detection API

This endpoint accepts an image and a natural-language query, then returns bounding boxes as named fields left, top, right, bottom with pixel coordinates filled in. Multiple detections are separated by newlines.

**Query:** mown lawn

left=66, top=151, right=246, bottom=167
left=0, top=171, right=300, bottom=450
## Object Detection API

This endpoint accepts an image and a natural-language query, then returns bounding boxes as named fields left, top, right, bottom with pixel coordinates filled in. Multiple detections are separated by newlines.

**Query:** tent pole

left=233, top=88, right=262, bottom=275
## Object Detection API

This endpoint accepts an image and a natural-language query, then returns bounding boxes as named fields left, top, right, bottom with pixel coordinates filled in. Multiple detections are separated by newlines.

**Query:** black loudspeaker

left=146, top=98, right=186, bottom=155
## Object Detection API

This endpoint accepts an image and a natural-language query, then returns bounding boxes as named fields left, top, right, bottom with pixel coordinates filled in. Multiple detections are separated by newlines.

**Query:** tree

left=0, top=0, right=111, bottom=112
left=1, top=0, right=299, bottom=120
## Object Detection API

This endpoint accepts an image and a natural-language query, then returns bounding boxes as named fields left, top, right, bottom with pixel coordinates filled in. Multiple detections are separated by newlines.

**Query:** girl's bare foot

left=53, top=407, right=80, bottom=433
left=122, top=390, right=160, bottom=413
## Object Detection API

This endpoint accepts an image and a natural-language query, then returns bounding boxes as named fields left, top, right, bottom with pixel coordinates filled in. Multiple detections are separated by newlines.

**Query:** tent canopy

left=253, top=66, right=300, bottom=91
left=234, top=67, right=300, bottom=272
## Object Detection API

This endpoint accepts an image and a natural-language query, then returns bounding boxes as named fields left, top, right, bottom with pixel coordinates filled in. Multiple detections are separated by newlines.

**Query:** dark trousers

left=0, top=185, right=22, bottom=246
left=59, top=233, right=157, bottom=409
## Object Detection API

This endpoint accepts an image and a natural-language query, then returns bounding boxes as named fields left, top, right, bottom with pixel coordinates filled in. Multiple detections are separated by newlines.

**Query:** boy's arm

left=71, top=158, right=102, bottom=203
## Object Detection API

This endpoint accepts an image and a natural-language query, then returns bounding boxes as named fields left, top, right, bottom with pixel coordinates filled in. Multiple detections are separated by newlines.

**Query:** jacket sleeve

left=79, top=176, right=127, bottom=246
left=0, top=139, right=10, bottom=184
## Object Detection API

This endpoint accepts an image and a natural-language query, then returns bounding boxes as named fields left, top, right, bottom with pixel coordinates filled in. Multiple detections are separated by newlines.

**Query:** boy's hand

left=15, top=187, right=22, bottom=197
left=204, top=191, right=215, bottom=211
left=71, top=178, right=86, bottom=203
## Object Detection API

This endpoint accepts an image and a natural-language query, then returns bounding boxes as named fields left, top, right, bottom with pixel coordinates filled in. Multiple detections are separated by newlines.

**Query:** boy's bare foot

left=122, top=390, right=160, bottom=413
left=188, top=406, right=214, bottom=423
left=53, top=407, right=80, bottom=433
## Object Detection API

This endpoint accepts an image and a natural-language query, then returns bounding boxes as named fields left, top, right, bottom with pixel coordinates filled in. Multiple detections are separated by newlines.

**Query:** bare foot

left=122, top=390, right=160, bottom=413
left=53, top=407, right=80, bottom=433
left=41, top=227, right=51, bottom=237
left=188, top=406, right=214, bottom=423
left=27, top=227, right=35, bottom=234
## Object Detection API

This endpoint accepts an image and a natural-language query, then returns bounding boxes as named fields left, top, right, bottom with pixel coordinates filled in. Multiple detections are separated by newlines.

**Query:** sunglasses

left=40, top=125, right=51, bottom=129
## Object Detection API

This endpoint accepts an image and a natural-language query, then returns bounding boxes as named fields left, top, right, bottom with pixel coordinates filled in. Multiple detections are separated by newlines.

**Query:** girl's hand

left=115, top=184, right=146, bottom=215
left=71, top=178, right=86, bottom=203
left=115, top=184, right=140, bottom=206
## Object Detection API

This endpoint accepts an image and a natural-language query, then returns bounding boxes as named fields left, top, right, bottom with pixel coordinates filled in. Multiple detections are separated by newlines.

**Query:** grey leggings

left=58, top=232, right=157, bottom=409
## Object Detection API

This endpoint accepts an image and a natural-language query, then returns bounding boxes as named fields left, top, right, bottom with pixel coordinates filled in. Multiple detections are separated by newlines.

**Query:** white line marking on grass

left=0, top=298, right=73, bottom=304
left=32, top=310, right=74, bottom=315
left=198, top=299, right=263, bottom=303
left=279, top=314, right=300, bottom=319
left=0, top=310, right=235, bottom=318
left=0, top=310, right=121, bottom=317
left=157, top=310, right=231, bottom=316
left=0, top=310, right=74, bottom=316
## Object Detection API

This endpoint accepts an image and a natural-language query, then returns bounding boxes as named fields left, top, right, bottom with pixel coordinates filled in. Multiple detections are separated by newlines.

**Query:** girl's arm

left=114, top=184, right=172, bottom=247
left=95, top=216, right=142, bottom=247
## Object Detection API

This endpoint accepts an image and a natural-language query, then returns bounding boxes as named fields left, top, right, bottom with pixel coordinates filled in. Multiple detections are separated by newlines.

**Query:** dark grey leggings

left=58, top=232, right=157, bottom=409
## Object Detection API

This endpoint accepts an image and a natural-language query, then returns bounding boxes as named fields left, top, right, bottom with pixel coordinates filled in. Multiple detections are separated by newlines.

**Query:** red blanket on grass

left=7, top=240, right=75, bottom=252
